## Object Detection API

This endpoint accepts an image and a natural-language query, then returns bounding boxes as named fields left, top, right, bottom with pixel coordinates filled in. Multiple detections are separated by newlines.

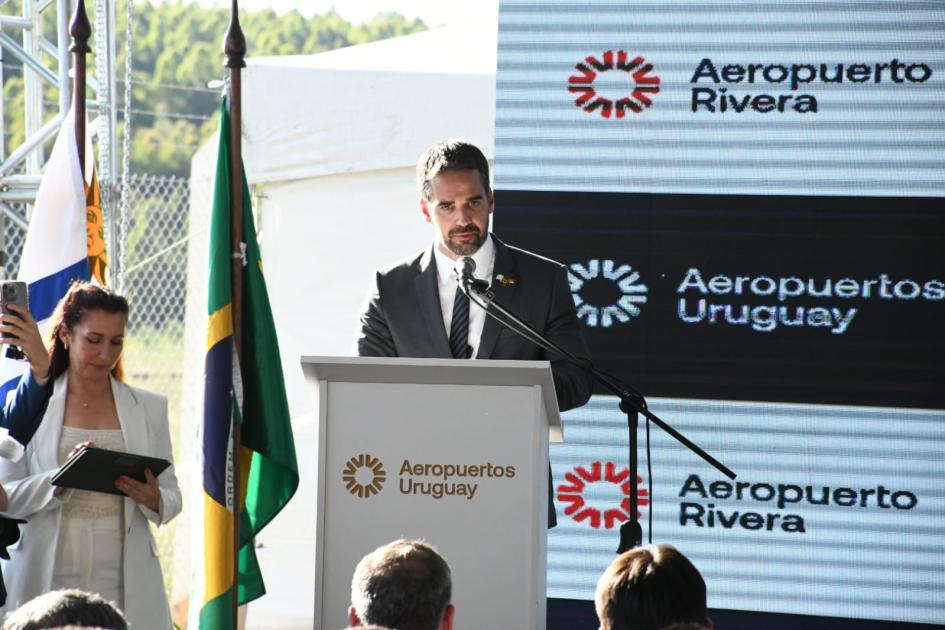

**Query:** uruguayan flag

left=0, top=109, right=89, bottom=402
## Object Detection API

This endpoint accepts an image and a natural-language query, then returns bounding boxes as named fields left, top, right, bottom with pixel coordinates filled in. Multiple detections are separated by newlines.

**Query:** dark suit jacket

left=356, top=235, right=594, bottom=412
left=356, top=236, right=594, bottom=528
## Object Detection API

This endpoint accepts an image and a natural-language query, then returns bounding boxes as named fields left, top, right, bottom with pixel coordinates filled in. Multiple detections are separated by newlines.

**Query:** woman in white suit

left=0, top=282, right=181, bottom=629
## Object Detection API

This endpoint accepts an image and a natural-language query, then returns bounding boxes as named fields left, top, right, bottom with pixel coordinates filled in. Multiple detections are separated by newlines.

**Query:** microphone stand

left=460, top=274, right=737, bottom=553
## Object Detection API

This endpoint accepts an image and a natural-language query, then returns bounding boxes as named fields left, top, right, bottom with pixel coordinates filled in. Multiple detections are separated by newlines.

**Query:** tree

left=1, top=1, right=426, bottom=177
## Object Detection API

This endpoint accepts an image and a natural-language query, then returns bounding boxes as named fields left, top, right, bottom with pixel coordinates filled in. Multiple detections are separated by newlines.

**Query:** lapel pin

left=495, top=273, right=517, bottom=286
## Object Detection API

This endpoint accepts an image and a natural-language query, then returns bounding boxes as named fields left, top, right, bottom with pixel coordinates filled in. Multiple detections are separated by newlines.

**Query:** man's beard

left=446, top=227, right=485, bottom=257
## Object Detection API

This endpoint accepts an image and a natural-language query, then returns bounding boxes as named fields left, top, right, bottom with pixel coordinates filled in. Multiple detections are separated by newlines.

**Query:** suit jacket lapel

left=33, top=376, right=67, bottom=471
left=477, top=235, right=518, bottom=359
left=113, top=377, right=145, bottom=455
left=112, top=377, right=145, bottom=521
left=414, top=246, right=451, bottom=357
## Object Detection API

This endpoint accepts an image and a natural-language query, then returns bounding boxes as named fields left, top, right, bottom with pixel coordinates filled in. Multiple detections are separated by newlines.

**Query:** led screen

left=494, top=0, right=945, bottom=625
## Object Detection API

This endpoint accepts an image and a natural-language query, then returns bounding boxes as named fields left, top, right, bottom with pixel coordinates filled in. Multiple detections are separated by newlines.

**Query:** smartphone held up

left=0, top=281, right=29, bottom=360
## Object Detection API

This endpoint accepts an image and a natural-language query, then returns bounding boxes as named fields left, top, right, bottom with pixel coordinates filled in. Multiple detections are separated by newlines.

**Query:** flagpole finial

left=70, top=0, right=91, bottom=180
left=224, top=0, right=247, bottom=69
left=69, top=0, right=92, bottom=55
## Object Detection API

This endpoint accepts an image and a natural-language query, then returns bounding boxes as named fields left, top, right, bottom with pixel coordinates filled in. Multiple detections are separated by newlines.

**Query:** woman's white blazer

left=0, top=375, right=181, bottom=629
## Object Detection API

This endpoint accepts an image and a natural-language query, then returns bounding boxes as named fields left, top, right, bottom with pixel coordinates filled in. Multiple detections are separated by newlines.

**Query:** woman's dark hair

left=416, top=139, right=491, bottom=201
left=45, top=281, right=130, bottom=382
left=595, top=544, right=708, bottom=630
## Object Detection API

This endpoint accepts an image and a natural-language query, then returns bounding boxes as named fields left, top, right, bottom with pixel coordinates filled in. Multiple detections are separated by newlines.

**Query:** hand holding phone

left=0, top=283, right=50, bottom=380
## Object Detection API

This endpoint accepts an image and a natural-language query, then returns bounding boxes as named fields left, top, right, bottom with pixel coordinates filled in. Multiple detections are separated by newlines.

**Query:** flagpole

left=69, top=0, right=91, bottom=179
left=224, top=0, right=247, bottom=624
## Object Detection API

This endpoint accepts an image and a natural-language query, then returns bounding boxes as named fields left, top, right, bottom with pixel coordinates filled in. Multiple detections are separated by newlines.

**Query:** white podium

left=300, top=356, right=563, bottom=630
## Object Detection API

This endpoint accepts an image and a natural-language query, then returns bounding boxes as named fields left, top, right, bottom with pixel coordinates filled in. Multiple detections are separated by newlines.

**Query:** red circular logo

left=568, top=50, right=661, bottom=119
left=557, top=461, right=649, bottom=529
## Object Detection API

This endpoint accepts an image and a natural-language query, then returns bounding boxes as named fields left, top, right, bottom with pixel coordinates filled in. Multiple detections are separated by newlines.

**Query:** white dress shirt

left=433, top=235, right=496, bottom=359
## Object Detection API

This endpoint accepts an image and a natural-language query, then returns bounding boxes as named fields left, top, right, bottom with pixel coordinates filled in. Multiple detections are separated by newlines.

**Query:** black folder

left=51, top=446, right=170, bottom=496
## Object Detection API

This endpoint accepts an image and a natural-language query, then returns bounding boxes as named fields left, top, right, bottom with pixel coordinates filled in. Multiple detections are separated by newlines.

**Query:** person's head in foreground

left=2, top=589, right=128, bottom=630
left=595, top=544, right=712, bottom=630
left=348, top=538, right=454, bottom=630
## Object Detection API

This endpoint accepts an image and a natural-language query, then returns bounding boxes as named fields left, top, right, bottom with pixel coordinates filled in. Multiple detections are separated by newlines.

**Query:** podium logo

left=343, top=453, right=387, bottom=498
left=569, top=259, right=648, bottom=328
left=558, top=461, right=649, bottom=529
left=568, top=50, right=661, bottom=119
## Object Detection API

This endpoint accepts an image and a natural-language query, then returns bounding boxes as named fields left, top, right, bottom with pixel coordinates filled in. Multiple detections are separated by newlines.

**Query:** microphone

left=457, top=257, right=493, bottom=306
left=460, top=257, right=476, bottom=286
left=459, top=257, right=491, bottom=295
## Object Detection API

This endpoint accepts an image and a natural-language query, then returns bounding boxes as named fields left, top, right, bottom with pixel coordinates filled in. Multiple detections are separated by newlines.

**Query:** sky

left=190, top=0, right=497, bottom=27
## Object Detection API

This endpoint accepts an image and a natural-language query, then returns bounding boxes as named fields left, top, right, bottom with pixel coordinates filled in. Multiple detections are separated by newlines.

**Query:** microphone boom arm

left=460, top=273, right=736, bottom=551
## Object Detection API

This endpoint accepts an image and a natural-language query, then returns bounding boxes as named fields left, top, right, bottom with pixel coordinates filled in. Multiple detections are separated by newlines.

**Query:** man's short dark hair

left=595, top=544, right=707, bottom=630
left=2, top=589, right=128, bottom=630
left=416, top=140, right=490, bottom=201
left=350, top=539, right=452, bottom=630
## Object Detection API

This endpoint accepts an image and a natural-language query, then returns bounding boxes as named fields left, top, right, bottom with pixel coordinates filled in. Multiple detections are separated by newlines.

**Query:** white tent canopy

left=185, top=20, right=497, bottom=628
left=241, top=24, right=498, bottom=185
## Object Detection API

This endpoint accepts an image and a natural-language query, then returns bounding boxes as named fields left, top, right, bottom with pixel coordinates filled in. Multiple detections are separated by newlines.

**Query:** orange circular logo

left=342, top=453, right=387, bottom=498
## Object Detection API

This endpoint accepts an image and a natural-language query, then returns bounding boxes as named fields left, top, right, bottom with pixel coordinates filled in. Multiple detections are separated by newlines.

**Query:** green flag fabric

left=198, top=97, right=299, bottom=629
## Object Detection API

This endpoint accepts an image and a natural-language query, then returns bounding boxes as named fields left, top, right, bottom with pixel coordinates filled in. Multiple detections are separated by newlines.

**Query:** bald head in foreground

left=348, top=539, right=454, bottom=630
left=595, top=544, right=712, bottom=630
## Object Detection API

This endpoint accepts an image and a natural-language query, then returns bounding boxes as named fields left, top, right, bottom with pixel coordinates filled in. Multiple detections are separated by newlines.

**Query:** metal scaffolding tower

left=0, top=0, right=119, bottom=276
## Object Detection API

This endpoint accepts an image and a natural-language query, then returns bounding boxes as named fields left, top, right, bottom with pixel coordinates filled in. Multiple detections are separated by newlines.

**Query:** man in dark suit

left=356, top=139, right=594, bottom=526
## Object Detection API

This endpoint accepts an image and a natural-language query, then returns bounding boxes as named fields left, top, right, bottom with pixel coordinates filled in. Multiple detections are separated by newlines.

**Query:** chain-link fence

left=1, top=174, right=190, bottom=395
left=119, top=173, right=189, bottom=392
left=1, top=208, right=26, bottom=280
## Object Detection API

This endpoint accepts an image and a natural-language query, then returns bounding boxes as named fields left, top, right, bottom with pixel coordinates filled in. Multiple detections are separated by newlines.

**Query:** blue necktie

left=449, top=285, right=470, bottom=359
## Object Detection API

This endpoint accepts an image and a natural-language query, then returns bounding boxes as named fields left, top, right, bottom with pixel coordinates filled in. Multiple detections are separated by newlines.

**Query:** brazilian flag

left=198, top=97, right=299, bottom=628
